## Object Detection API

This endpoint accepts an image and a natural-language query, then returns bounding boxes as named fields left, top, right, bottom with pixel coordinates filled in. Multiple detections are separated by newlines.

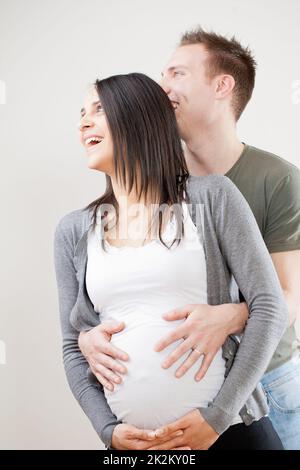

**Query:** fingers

left=92, top=363, right=123, bottom=390
left=128, top=428, right=158, bottom=441
left=147, top=430, right=184, bottom=445
left=161, top=430, right=184, bottom=441
left=195, top=352, right=213, bottom=381
left=102, top=321, right=126, bottom=335
left=154, top=418, right=184, bottom=438
left=97, top=352, right=128, bottom=375
left=161, top=338, right=194, bottom=369
left=128, top=428, right=184, bottom=443
left=100, top=322, right=129, bottom=361
left=148, top=436, right=184, bottom=450
left=175, top=349, right=204, bottom=378
left=126, top=428, right=158, bottom=441
left=153, top=324, right=187, bottom=353
left=100, top=341, right=129, bottom=362
left=93, top=371, right=114, bottom=391
left=162, top=305, right=193, bottom=321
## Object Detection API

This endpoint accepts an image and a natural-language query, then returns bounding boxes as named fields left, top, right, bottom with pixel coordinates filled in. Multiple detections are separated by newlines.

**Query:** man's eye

left=96, top=104, right=103, bottom=112
left=174, top=71, right=184, bottom=76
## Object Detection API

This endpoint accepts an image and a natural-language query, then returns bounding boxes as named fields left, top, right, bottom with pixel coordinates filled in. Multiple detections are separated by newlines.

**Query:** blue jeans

left=261, top=353, right=300, bottom=449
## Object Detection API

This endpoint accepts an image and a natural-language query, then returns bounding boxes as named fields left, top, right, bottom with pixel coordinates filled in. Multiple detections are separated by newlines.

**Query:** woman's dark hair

left=84, top=72, right=190, bottom=250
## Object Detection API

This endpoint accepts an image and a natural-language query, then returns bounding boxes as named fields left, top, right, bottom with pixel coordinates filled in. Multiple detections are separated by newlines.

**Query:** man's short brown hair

left=179, top=27, right=257, bottom=120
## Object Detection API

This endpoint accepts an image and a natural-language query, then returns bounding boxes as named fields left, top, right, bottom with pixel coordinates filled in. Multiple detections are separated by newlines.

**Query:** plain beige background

left=0, top=0, right=300, bottom=450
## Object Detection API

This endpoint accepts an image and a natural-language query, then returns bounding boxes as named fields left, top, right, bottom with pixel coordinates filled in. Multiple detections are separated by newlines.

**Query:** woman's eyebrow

left=80, top=100, right=101, bottom=116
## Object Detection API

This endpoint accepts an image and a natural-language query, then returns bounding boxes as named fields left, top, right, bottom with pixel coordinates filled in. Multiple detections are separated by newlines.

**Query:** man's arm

left=154, top=251, right=300, bottom=381
left=196, top=176, right=288, bottom=435
left=217, top=249, right=300, bottom=333
left=264, top=169, right=300, bottom=326
left=271, top=251, right=300, bottom=326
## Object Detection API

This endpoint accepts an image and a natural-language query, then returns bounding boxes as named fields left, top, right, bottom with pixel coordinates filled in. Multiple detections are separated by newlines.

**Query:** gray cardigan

left=53, top=174, right=288, bottom=448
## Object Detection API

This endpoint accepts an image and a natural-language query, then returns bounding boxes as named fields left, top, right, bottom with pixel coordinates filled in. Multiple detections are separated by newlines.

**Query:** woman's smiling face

left=79, top=86, right=114, bottom=174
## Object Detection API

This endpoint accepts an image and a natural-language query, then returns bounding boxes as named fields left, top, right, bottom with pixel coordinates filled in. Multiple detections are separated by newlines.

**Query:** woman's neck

left=105, top=175, right=172, bottom=247
left=111, top=175, right=149, bottom=207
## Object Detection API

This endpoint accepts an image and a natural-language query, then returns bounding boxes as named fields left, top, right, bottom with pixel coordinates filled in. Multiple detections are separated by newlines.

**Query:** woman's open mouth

left=84, top=136, right=103, bottom=148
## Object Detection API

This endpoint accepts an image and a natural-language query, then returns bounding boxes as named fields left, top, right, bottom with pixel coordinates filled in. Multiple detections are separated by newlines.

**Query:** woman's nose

left=78, top=116, right=94, bottom=131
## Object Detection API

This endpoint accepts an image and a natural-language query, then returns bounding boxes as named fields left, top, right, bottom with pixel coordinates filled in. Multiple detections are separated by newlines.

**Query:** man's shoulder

left=246, top=145, right=300, bottom=180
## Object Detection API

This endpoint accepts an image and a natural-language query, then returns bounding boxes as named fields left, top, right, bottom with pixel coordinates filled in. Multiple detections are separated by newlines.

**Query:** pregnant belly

left=104, top=318, right=226, bottom=429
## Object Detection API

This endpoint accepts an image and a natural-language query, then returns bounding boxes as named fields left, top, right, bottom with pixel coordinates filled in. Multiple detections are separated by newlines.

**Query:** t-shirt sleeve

left=264, top=169, right=300, bottom=253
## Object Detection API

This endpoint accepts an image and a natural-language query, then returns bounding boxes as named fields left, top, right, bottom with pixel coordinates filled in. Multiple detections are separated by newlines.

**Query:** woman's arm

left=53, top=215, right=122, bottom=447
left=198, top=176, right=288, bottom=434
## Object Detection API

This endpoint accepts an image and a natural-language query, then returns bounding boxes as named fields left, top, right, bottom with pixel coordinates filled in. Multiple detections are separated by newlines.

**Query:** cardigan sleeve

left=198, top=176, right=288, bottom=434
left=53, top=214, right=121, bottom=447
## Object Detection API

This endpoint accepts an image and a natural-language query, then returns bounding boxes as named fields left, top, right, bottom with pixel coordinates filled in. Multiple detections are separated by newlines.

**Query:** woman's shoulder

left=54, top=207, right=92, bottom=244
left=186, top=173, right=241, bottom=201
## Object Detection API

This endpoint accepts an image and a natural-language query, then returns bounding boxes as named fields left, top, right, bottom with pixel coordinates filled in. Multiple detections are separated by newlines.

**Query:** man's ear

left=215, top=74, right=235, bottom=99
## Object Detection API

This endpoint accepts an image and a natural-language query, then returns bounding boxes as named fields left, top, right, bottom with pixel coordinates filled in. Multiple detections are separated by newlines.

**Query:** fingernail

left=175, top=372, right=182, bottom=378
left=162, top=362, right=168, bottom=368
left=175, top=430, right=184, bottom=436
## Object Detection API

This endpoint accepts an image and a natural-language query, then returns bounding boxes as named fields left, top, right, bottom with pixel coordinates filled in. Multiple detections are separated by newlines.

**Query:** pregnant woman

left=87, top=191, right=225, bottom=431
left=54, top=73, right=287, bottom=450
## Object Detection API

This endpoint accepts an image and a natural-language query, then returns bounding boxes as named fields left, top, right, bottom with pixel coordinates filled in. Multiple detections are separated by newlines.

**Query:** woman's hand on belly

left=111, top=423, right=186, bottom=450
left=78, top=320, right=129, bottom=390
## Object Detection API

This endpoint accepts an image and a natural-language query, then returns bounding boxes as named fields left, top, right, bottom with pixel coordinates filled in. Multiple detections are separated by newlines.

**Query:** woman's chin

left=86, top=153, right=109, bottom=172
left=87, top=160, right=101, bottom=170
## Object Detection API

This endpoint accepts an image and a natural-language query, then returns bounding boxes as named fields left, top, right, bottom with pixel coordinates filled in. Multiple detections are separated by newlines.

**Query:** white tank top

left=86, top=200, right=241, bottom=429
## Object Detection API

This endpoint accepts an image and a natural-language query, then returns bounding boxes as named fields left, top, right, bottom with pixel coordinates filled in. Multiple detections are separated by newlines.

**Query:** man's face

left=161, top=44, right=217, bottom=141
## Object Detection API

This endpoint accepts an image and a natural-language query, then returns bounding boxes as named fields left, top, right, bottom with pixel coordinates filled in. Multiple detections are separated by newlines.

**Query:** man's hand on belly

left=147, top=410, right=219, bottom=450
left=154, top=303, right=248, bottom=381
left=78, top=321, right=129, bottom=390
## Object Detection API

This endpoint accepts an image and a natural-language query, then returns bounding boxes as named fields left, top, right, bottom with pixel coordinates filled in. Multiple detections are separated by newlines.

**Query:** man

left=79, top=28, right=300, bottom=449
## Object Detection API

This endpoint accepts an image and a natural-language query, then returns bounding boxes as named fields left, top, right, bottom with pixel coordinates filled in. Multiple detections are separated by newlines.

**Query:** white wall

left=0, top=0, right=299, bottom=450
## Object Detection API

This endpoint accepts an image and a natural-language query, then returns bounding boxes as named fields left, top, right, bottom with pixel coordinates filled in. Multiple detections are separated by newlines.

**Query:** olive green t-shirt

left=226, top=144, right=300, bottom=372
